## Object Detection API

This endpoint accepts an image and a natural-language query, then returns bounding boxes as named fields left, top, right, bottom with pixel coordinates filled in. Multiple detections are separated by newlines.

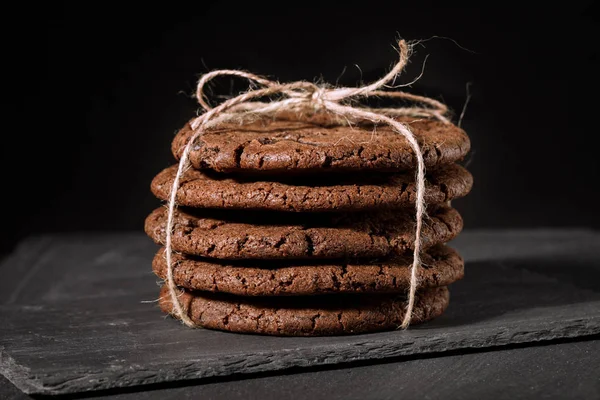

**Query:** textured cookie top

left=145, top=206, right=462, bottom=259
left=150, top=163, right=472, bottom=212
left=172, top=116, right=470, bottom=173
left=158, top=285, right=449, bottom=336
left=153, top=244, right=463, bottom=296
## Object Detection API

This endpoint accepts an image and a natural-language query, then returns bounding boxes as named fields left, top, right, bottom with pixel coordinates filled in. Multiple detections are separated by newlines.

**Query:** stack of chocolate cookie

left=145, top=116, right=472, bottom=336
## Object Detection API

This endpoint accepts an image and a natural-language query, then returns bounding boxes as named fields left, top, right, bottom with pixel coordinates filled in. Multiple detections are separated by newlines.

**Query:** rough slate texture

left=3, top=339, right=598, bottom=400
left=0, top=230, right=599, bottom=395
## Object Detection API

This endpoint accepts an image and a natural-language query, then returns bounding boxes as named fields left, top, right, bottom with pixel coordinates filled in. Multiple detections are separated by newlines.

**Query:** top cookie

left=171, top=116, right=470, bottom=173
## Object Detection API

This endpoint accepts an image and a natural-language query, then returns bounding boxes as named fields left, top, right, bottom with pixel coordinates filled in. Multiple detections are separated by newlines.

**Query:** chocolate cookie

left=172, top=116, right=470, bottom=173
left=153, top=244, right=463, bottom=296
left=145, top=206, right=462, bottom=259
left=158, top=285, right=449, bottom=336
left=150, top=163, right=472, bottom=212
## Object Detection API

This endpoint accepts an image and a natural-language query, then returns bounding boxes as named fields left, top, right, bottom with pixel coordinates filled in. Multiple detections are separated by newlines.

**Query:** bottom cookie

left=158, top=285, right=449, bottom=336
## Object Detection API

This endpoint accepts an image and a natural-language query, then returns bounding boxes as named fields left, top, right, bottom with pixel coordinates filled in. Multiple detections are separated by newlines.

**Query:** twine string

left=165, top=40, right=448, bottom=329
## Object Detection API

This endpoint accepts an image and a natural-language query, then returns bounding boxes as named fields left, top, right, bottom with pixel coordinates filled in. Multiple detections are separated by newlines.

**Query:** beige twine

left=165, top=40, right=450, bottom=329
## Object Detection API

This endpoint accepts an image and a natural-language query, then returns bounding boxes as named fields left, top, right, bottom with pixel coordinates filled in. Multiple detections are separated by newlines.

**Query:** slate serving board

left=1, top=230, right=599, bottom=395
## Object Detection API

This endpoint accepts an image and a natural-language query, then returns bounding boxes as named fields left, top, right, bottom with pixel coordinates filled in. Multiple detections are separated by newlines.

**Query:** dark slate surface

left=2, top=338, right=599, bottom=400
left=0, top=230, right=599, bottom=395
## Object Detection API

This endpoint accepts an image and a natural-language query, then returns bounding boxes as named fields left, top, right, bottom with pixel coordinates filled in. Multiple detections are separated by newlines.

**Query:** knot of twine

left=165, top=40, right=450, bottom=330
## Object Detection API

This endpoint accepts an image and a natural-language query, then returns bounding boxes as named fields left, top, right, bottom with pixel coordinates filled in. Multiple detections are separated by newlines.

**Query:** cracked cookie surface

left=150, top=163, right=472, bottom=212
left=172, top=116, right=470, bottom=173
left=159, top=285, right=449, bottom=336
left=145, top=206, right=462, bottom=259
left=153, top=244, right=463, bottom=296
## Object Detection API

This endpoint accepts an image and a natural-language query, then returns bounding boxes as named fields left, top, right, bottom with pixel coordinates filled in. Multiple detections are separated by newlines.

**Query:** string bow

left=165, top=40, right=450, bottom=329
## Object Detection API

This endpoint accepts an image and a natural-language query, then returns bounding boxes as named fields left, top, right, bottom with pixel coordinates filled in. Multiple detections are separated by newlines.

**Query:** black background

left=5, top=2, right=599, bottom=256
